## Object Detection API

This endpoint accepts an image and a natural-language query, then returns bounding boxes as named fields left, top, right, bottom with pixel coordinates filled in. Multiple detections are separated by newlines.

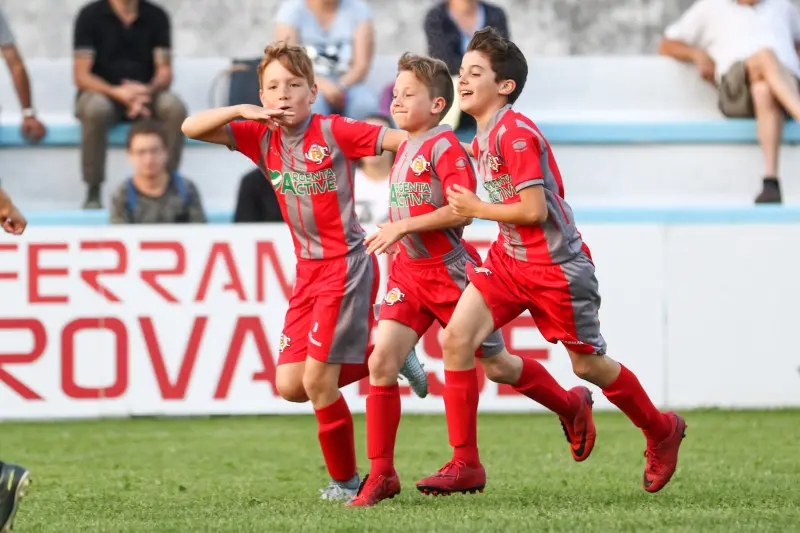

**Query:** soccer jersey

left=389, top=124, right=476, bottom=261
left=472, top=105, right=585, bottom=265
left=227, top=114, right=387, bottom=260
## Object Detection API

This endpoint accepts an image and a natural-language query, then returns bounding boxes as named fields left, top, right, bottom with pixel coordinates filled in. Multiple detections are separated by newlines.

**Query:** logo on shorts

left=473, top=267, right=492, bottom=276
left=410, top=155, right=431, bottom=176
left=384, top=287, right=405, bottom=306
left=304, top=143, right=330, bottom=164
left=455, top=157, right=468, bottom=169
left=279, top=333, right=291, bottom=353
left=308, top=322, right=322, bottom=348
left=486, top=152, right=503, bottom=172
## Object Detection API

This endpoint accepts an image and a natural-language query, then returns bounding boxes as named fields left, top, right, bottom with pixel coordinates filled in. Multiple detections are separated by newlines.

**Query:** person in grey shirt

left=0, top=8, right=46, bottom=142
left=110, top=120, right=206, bottom=224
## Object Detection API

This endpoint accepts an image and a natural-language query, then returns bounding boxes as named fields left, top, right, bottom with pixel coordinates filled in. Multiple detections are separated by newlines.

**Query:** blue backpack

left=126, top=173, right=190, bottom=221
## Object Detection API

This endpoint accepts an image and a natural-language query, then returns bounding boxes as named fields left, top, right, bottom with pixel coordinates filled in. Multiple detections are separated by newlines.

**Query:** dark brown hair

left=258, top=41, right=315, bottom=88
left=397, top=52, right=454, bottom=118
left=467, top=27, right=528, bottom=104
left=126, top=119, right=168, bottom=150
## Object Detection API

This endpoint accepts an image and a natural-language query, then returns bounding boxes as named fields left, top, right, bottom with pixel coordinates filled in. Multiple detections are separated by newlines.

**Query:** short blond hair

left=258, top=41, right=315, bottom=88
left=397, top=52, right=454, bottom=118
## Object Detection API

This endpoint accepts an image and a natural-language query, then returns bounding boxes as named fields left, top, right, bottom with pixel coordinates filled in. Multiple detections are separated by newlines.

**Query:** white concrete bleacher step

left=2, top=55, right=800, bottom=211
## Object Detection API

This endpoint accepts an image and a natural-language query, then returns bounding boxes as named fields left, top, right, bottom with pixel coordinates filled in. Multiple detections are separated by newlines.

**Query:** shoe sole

left=1, top=470, right=31, bottom=533
left=416, top=484, right=485, bottom=496
left=345, top=488, right=401, bottom=507
left=644, top=415, right=688, bottom=494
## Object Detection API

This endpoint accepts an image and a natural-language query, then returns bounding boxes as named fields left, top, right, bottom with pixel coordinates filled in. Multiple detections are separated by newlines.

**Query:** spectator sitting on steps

left=660, top=0, right=800, bottom=204
left=274, top=0, right=379, bottom=120
left=74, top=0, right=188, bottom=210
left=111, top=120, right=206, bottom=224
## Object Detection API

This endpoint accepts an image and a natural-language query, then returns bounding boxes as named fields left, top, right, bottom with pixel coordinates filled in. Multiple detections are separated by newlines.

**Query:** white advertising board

left=0, top=223, right=795, bottom=421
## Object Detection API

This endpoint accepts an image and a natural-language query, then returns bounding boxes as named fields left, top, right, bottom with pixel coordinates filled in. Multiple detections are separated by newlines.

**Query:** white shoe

left=319, top=474, right=360, bottom=501
left=399, top=348, right=428, bottom=398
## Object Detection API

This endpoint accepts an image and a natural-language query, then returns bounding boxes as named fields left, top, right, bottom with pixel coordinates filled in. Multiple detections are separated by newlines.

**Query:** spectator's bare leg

left=76, top=91, right=118, bottom=207
left=746, top=49, right=800, bottom=121
left=750, top=81, right=783, bottom=177
left=153, top=92, right=189, bottom=173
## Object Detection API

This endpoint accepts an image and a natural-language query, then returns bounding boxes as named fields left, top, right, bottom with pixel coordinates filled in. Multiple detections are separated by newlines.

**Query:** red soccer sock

left=444, top=368, right=481, bottom=467
left=602, top=364, right=670, bottom=443
left=513, top=356, right=579, bottom=419
left=366, top=383, right=401, bottom=476
left=315, top=394, right=357, bottom=482
left=337, top=345, right=374, bottom=388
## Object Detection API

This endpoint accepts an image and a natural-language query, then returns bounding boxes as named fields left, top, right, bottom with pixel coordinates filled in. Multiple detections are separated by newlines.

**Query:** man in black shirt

left=73, top=0, right=187, bottom=210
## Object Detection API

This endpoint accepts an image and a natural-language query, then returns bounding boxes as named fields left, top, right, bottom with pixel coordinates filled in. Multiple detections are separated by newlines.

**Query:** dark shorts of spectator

left=718, top=61, right=800, bottom=118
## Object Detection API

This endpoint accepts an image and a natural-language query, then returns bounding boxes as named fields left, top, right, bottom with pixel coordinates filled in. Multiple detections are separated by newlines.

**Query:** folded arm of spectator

left=658, top=38, right=716, bottom=84
left=2, top=45, right=46, bottom=141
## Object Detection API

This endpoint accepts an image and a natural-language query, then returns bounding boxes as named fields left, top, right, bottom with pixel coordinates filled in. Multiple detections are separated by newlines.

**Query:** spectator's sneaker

left=345, top=473, right=401, bottom=507
left=559, top=386, right=596, bottom=462
left=643, top=412, right=687, bottom=493
left=0, top=463, right=31, bottom=532
left=399, top=348, right=428, bottom=398
left=416, top=460, right=485, bottom=496
left=319, top=474, right=360, bottom=501
left=755, top=177, right=782, bottom=204
left=83, top=186, right=102, bottom=210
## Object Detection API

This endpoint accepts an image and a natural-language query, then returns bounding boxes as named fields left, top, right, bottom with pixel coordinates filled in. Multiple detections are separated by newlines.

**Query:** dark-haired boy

left=432, top=27, right=687, bottom=495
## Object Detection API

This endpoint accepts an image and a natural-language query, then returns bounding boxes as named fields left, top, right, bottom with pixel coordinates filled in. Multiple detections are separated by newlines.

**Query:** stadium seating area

left=2, top=54, right=800, bottom=214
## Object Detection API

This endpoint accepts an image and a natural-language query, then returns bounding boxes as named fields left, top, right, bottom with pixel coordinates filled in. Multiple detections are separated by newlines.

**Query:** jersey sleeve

left=330, top=115, right=387, bottom=160
left=432, top=136, right=477, bottom=193
left=499, top=127, right=544, bottom=193
left=225, top=120, right=269, bottom=167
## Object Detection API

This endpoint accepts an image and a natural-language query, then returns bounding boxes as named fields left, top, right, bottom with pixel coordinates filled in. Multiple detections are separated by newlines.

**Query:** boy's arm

left=448, top=184, right=547, bottom=225
left=448, top=128, right=548, bottom=224
left=365, top=140, right=474, bottom=255
left=181, top=105, right=291, bottom=145
left=364, top=206, right=465, bottom=255
left=0, top=186, right=27, bottom=235
left=381, top=129, right=409, bottom=153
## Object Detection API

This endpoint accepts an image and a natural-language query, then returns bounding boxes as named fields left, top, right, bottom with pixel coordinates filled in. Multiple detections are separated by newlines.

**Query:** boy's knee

left=441, top=327, right=476, bottom=362
left=368, top=348, right=401, bottom=382
left=480, top=357, right=507, bottom=383
left=571, top=354, right=600, bottom=382
left=302, top=369, right=338, bottom=400
left=276, top=375, right=308, bottom=403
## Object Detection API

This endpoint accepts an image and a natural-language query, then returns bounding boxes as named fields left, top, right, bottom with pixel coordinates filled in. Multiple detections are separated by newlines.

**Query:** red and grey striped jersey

left=471, top=105, right=589, bottom=265
left=227, top=114, right=387, bottom=260
left=389, top=125, right=477, bottom=262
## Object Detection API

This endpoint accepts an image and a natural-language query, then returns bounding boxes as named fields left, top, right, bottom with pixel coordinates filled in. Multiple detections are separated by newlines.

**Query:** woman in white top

left=353, top=115, right=394, bottom=224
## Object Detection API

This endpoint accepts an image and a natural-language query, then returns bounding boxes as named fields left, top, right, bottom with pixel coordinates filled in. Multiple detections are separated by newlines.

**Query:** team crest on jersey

left=384, top=288, right=405, bottom=306
left=410, top=155, right=431, bottom=176
left=304, top=143, right=330, bottom=164
left=279, top=333, right=291, bottom=353
left=486, top=152, right=503, bottom=172
left=473, top=267, right=492, bottom=276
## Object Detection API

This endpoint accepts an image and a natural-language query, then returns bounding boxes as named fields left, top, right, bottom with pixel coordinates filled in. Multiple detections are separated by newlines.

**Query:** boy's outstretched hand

left=0, top=202, right=27, bottom=235
left=364, top=222, right=405, bottom=255
left=447, top=184, right=483, bottom=218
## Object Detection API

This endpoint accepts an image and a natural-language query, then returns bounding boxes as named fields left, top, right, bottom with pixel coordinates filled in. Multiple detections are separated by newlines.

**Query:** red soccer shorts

left=278, top=250, right=379, bottom=365
left=467, top=242, right=607, bottom=355
left=378, top=245, right=505, bottom=357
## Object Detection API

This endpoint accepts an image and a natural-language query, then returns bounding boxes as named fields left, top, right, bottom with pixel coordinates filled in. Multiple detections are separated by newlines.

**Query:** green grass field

left=3, top=409, right=799, bottom=532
